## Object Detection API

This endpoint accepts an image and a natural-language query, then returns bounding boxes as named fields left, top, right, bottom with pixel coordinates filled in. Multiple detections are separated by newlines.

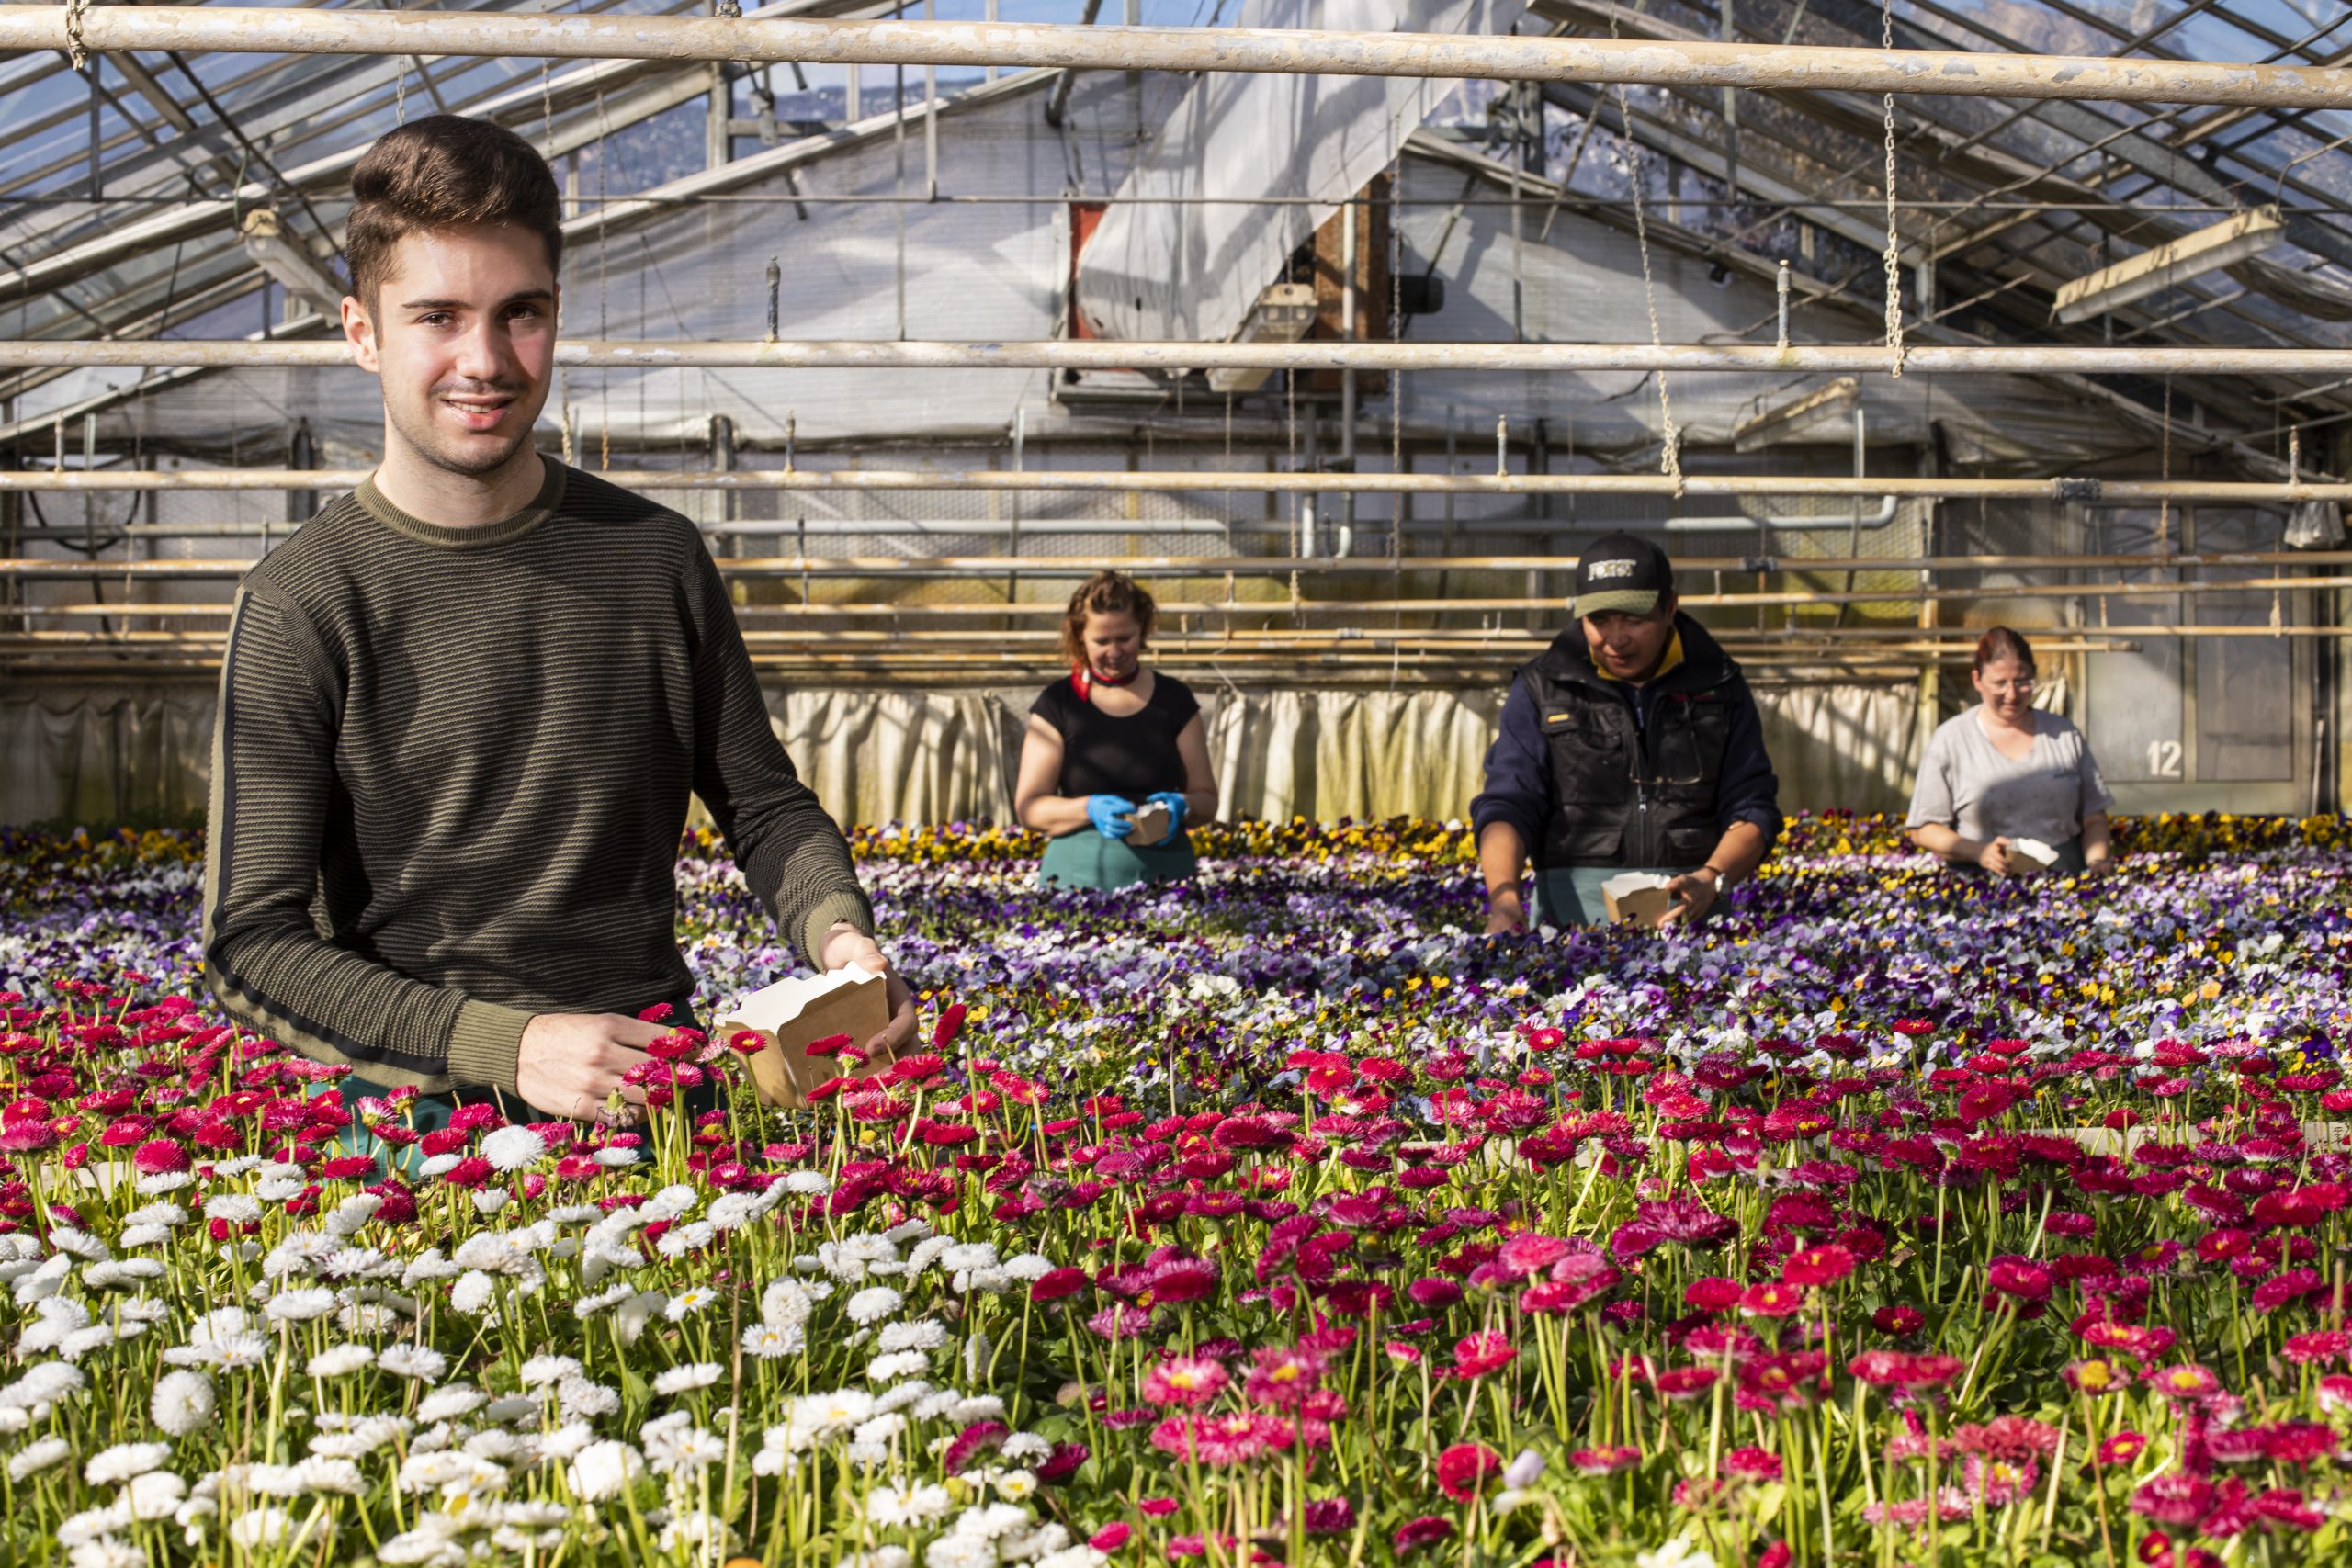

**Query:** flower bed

left=2, top=819, right=2351, bottom=1567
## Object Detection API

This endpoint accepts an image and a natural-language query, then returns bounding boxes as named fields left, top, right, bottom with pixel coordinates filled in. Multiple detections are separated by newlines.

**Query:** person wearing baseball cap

left=1469, top=531, right=1781, bottom=931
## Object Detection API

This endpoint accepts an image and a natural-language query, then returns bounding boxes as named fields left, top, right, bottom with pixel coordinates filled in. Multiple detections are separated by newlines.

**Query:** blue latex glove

left=1145, top=791, right=1190, bottom=846
left=1086, top=795, right=1138, bottom=840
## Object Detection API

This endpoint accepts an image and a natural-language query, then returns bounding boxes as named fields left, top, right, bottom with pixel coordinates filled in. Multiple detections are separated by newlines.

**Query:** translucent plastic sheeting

left=1073, top=0, right=1516, bottom=345
left=1, top=681, right=1935, bottom=832
left=18, top=72, right=2163, bottom=469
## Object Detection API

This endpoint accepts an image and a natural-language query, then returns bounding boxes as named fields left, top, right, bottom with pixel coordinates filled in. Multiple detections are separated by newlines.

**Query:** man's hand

left=1976, top=838, right=2015, bottom=877
left=1660, top=868, right=1721, bottom=927
left=516, top=1013, right=658, bottom=1122
left=818, top=924, right=919, bottom=1064
left=1483, top=885, right=1528, bottom=937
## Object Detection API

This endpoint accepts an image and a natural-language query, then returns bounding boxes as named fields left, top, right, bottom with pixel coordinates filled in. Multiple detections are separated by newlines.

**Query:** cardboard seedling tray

left=2009, top=837, right=2060, bottom=874
left=1600, top=872, right=1677, bottom=930
left=720, top=964, right=894, bottom=1110
left=1127, top=800, right=1172, bottom=844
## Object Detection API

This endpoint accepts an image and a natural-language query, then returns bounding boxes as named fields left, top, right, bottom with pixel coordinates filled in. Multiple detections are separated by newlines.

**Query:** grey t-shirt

left=1905, top=708, right=2115, bottom=847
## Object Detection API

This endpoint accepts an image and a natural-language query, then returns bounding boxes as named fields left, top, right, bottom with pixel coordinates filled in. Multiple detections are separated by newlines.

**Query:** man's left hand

left=1659, top=869, right=1720, bottom=928
left=818, top=924, right=919, bottom=1064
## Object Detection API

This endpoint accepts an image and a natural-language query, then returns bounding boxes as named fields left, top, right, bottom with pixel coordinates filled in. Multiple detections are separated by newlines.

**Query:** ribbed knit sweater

left=200, top=456, right=875, bottom=1095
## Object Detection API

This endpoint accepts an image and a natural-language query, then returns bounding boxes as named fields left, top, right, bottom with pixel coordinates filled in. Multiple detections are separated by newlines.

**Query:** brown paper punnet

left=1127, top=800, right=1171, bottom=844
left=2008, top=837, right=2060, bottom=874
left=1600, top=872, right=1677, bottom=930
left=720, top=964, right=894, bottom=1109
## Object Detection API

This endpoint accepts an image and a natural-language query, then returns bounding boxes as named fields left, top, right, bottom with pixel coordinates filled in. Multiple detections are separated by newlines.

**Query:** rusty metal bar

left=4, top=338, right=2350, bottom=376
left=6, top=7, right=2347, bottom=107
left=1, top=469, right=2347, bottom=502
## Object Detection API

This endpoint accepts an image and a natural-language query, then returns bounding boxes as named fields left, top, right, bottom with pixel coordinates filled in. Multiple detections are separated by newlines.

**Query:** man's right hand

left=1484, top=892, right=1528, bottom=936
left=1976, top=838, right=2015, bottom=877
left=516, top=1013, right=661, bottom=1122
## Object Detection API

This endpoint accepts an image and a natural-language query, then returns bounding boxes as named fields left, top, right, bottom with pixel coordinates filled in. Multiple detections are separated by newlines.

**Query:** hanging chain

left=1612, top=84, right=1682, bottom=495
left=396, top=60, right=409, bottom=126
left=1604, top=12, right=1681, bottom=494
left=65, top=0, right=91, bottom=72
left=1880, top=0, right=1905, bottom=378
left=2157, top=377, right=2173, bottom=553
left=542, top=62, right=556, bottom=157
left=596, top=89, right=614, bottom=471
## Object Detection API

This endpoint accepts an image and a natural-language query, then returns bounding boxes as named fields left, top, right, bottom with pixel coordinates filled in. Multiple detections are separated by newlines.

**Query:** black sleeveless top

left=1031, top=672, right=1200, bottom=800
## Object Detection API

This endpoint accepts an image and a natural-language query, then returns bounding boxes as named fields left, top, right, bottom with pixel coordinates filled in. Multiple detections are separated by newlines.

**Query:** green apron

left=1037, top=828, right=1198, bottom=891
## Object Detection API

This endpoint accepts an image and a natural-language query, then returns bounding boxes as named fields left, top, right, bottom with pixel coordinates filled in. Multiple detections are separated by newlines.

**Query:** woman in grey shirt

left=1907, top=627, right=2115, bottom=877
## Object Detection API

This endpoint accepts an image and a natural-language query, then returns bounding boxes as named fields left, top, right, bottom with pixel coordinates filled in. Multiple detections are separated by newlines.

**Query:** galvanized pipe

left=5, top=7, right=2346, bottom=107
left=2, top=468, right=2347, bottom=502
left=3, top=550, right=2345, bottom=577
left=4, top=338, right=2350, bottom=376
left=8, top=581, right=2343, bottom=611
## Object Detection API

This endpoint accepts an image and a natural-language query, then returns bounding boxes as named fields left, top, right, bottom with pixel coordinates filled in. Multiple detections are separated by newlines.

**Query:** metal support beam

left=1, top=468, right=2345, bottom=502
left=6, top=6, right=2349, bottom=108
left=1, top=338, right=2346, bottom=377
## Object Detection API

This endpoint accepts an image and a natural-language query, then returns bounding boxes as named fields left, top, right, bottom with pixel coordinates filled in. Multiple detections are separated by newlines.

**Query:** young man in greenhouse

left=199, top=115, right=913, bottom=1133
left=1471, top=532, right=1781, bottom=932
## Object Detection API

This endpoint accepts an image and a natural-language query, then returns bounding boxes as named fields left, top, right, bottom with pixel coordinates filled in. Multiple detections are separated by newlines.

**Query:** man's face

left=342, top=223, right=557, bottom=479
left=1582, top=599, right=1677, bottom=681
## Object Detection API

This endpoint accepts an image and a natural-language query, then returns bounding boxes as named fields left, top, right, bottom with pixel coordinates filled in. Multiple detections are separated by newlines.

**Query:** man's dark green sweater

left=200, top=456, right=875, bottom=1095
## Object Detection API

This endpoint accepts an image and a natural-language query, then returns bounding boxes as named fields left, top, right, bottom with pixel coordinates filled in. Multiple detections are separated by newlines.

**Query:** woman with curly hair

left=1013, top=571, right=1219, bottom=890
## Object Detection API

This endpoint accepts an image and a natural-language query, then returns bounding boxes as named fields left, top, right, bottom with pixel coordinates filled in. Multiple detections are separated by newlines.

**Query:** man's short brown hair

left=345, top=114, right=563, bottom=309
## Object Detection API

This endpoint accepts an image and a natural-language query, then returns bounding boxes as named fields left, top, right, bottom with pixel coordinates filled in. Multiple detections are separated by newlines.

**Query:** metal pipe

left=6, top=338, right=2352, bottom=376
left=7, top=7, right=2347, bottom=107
left=1657, top=495, right=1900, bottom=532
left=6, top=549, right=2344, bottom=577
left=4, top=469, right=2345, bottom=502
left=9, top=579, right=2346, bottom=610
